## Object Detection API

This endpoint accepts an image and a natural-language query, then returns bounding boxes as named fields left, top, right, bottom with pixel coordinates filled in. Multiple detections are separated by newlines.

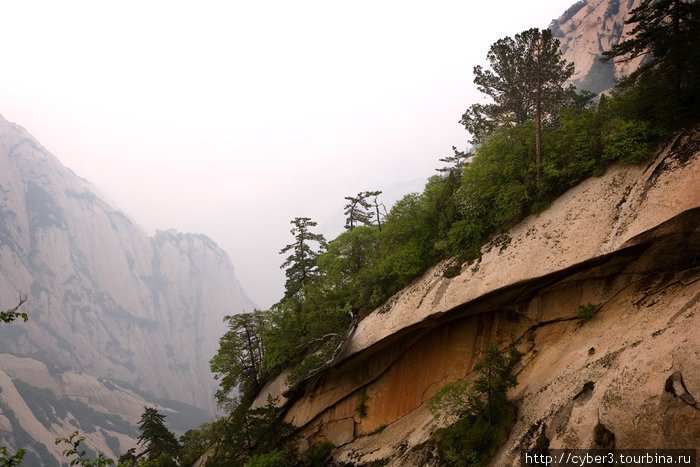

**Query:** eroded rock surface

left=268, top=128, right=699, bottom=465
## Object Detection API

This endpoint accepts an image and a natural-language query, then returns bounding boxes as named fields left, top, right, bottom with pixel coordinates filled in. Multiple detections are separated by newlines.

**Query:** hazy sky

left=0, top=0, right=575, bottom=308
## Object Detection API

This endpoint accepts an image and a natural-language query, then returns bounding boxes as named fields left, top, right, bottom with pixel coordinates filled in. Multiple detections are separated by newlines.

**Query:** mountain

left=0, top=114, right=254, bottom=462
left=255, top=124, right=700, bottom=465
left=550, top=0, right=645, bottom=93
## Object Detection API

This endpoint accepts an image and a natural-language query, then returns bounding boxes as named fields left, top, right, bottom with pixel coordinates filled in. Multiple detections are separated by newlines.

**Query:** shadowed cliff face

left=0, top=114, right=254, bottom=418
left=255, top=128, right=700, bottom=465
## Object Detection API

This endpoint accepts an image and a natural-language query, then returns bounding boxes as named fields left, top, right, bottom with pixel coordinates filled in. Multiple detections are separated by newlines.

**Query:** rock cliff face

left=258, top=127, right=699, bottom=465
left=550, top=0, right=645, bottom=93
left=0, top=114, right=253, bottom=460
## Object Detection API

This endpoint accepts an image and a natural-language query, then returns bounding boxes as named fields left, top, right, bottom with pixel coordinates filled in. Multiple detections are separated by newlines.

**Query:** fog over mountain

left=0, top=114, right=254, bottom=420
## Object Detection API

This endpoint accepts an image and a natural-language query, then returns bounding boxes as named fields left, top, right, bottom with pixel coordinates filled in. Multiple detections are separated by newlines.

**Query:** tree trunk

left=243, top=323, right=259, bottom=391
left=535, top=61, right=542, bottom=182
left=672, top=0, right=682, bottom=107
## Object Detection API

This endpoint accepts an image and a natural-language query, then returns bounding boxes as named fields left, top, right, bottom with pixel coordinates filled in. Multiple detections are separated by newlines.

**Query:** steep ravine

left=254, top=127, right=699, bottom=465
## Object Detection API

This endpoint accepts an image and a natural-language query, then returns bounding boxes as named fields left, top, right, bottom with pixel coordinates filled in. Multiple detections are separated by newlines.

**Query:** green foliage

left=261, top=298, right=351, bottom=386
left=433, top=405, right=516, bottom=467
left=461, top=29, right=573, bottom=140
left=306, top=442, right=334, bottom=467
left=55, top=431, right=114, bottom=466
left=356, top=389, right=369, bottom=419
left=316, top=225, right=382, bottom=311
left=136, top=407, right=179, bottom=463
left=280, top=217, right=327, bottom=298
left=603, top=1, right=699, bottom=91
left=436, top=146, right=472, bottom=175
left=429, top=342, right=522, bottom=466
left=206, top=11, right=698, bottom=465
left=602, top=118, right=663, bottom=164
left=456, top=123, right=536, bottom=241
left=602, top=0, right=700, bottom=123
left=0, top=447, right=25, bottom=467
left=376, top=191, right=440, bottom=296
left=429, top=379, right=474, bottom=424
left=210, top=310, right=268, bottom=406
left=576, top=303, right=598, bottom=321
left=461, top=27, right=575, bottom=180
left=177, top=425, right=215, bottom=467
left=201, top=396, right=295, bottom=466
left=344, top=192, right=373, bottom=230
left=117, top=448, right=138, bottom=466
left=443, top=264, right=462, bottom=279
left=0, top=296, right=28, bottom=324
left=247, top=449, right=292, bottom=467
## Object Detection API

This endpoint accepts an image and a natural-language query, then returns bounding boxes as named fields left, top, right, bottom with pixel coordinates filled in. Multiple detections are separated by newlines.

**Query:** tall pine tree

left=210, top=310, right=268, bottom=405
left=461, top=28, right=574, bottom=180
left=343, top=192, right=373, bottom=230
left=280, top=217, right=326, bottom=298
left=602, top=0, right=699, bottom=118
left=137, top=407, right=179, bottom=463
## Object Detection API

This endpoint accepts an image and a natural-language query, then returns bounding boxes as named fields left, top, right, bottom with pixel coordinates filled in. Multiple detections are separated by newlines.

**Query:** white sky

left=0, top=0, right=575, bottom=308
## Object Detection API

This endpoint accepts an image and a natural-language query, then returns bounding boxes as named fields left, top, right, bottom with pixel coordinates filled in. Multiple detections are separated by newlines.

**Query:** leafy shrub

left=602, top=119, right=660, bottom=163
left=576, top=303, right=597, bottom=321
left=429, top=343, right=522, bottom=466
left=247, top=449, right=292, bottom=467
left=356, top=389, right=369, bottom=419
left=0, top=446, right=24, bottom=467
left=306, top=441, right=335, bottom=467
left=443, top=264, right=462, bottom=279
left=433, top=403, right=516, bottom=467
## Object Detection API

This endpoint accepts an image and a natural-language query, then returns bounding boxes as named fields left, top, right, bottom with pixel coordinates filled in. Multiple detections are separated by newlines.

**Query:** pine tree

left=280, top=217, right=326, bottom=298
left=365, top=191, right=385, bottom=231
left=436, top=146, right=472, bottom=176
left=460, top=28, right=574, bottom=180
left=471, top=342, right=522, bottom=425
left=137, top=407, right=179, bottom=462
left=210, top=310, right=268, bottom=405
left=343, top=192, right=373, bottom=230
left=602, top=0, right=699, bottom=116
left=344, top=191, right=385, bottom=231
left=522, top=28, right=576, bottom=180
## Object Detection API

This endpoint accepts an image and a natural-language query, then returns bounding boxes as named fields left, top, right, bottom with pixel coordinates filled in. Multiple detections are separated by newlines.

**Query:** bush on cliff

left=429, top=342, right=522, bottom=466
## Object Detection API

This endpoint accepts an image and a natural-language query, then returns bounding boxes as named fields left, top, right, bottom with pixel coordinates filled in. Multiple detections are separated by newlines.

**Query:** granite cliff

left=0, top=114, right=253, bottom=462
left=254, top=127, right=699, bottom=465
left=551, top=0, right=645, bottom=93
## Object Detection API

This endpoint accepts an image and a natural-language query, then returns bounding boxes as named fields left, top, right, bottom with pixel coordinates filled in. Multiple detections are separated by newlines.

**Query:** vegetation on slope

left=2, top=0, right=698, bottom=465
left=429, top=342, right=523, bottom=466
left=198, top=1, right=698, bottom=465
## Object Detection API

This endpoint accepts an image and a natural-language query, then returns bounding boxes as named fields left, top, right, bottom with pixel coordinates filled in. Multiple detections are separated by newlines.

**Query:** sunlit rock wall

left=268, top=127, right=699, bottom=465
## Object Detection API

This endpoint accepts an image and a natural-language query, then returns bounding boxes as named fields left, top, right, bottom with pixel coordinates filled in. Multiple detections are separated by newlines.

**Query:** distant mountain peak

left=0, top=113, right=253, bottom=428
